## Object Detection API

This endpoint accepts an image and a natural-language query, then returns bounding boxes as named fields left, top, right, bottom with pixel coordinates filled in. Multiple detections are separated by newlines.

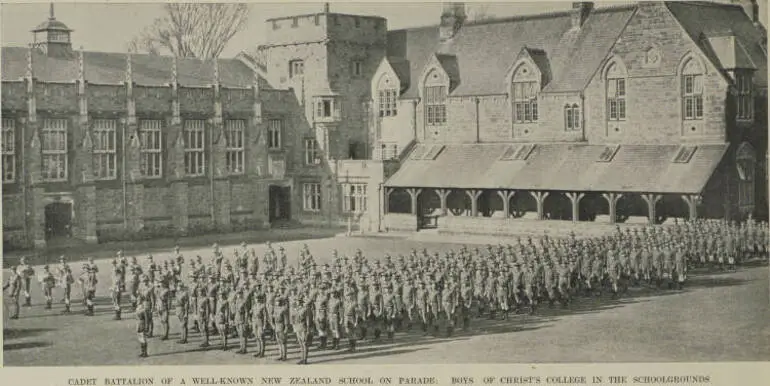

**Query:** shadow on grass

left=3, top=341, right=52, bottom=351
left=3, top=327, right=55, bottom=341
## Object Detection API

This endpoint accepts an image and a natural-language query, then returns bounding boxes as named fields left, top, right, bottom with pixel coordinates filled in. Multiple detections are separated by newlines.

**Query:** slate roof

left=666, top=1, right=768, bottom=87
left=1, top=46, right=260, bottom=88
left=385, top=2, right=767, bottom=97
left=385, top=143, right=727, bottom=194
left=386, top=5, right=637, bottom=97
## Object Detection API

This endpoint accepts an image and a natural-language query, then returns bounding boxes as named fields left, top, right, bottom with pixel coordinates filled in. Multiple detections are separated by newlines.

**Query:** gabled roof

left=666, top=1, right=767, bottom=87
left=1, top=46, right=261, bottom=88
left=703, top=33, right=757, bottom=70
left=520, top=47, right=552, bottom=85
left=387, top=56, right=411, bottom=91
left=387, top=5, right=636, bottom=97
left=435, top=54, right=460, bottom=91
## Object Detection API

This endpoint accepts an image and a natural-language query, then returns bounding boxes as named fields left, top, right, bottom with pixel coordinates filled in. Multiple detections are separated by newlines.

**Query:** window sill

left=268, top=148, right=285, bottom=153
left=303, top=209, right=322, bottom=213
left=514, top=121, right=538, bottom=124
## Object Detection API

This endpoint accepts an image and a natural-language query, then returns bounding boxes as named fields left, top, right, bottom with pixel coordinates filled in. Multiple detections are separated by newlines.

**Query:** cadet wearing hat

left=4, top=267, right=23, bottom=319
left=38, top=264, right=57, bottom=310
left=110, top=260, right=125, bottom=320
left=57, top=256, right=75, bottom=314
left=136, top=275, right=155, bottom=358
left=175, top=281, right=191, bottom=344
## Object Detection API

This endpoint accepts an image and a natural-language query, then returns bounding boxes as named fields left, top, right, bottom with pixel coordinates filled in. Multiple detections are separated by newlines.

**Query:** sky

left=1, top=1, right=768, bottom=58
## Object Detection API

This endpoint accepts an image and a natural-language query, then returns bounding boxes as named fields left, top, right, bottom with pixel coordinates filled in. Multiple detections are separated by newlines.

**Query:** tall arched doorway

left=45, top=201, right=73, bottom=240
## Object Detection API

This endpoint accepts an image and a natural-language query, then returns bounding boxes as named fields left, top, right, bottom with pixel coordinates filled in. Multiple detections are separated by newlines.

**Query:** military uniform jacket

left=234, top=296, right=248, bottom=325
left=58, top=264, right=75, bottom=287
left=176, top=288, right=190, bottom=318
left=40, top=271, right=56, bottom=289
left=4, top=274, right=22, bottom=296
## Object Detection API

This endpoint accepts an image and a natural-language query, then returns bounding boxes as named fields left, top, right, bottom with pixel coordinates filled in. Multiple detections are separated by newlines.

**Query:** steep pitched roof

left=386, top=5, right=636, bottom=97
left=1, top=46, right=260, bottom=88
left=666, top=1, right=767, bottom=87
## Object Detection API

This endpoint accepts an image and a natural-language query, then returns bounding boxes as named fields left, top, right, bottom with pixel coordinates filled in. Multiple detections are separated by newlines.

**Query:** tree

left=127, top=4, right=250, bottom=59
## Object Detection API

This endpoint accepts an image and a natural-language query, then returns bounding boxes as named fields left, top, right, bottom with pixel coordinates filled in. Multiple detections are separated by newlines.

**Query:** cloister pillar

left=530, top=191, right=550, bottom=220
left=641, top=193, right=662, bottom=225
left=435, top=189, right=451, bottom=216
left=497, top=190, right=516, bottom=218
left=681, top=194, right=699, bottom=221
left=565, top=192, right=586, bottom=223
left=384, top=187, right=394, bottom=214
left=465, top=189, right=482, bottom=217
left=601, top=193, right=623, bottom=224
left=406, top=188, right=422, bottom=215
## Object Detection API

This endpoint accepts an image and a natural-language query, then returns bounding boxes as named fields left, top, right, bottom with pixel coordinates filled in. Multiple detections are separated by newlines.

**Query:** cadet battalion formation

left=4, top=218, right=769, bottom=364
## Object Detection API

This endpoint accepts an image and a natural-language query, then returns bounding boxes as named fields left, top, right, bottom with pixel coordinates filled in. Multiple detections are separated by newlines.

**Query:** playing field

left=3, top=232, right=770, bottom=365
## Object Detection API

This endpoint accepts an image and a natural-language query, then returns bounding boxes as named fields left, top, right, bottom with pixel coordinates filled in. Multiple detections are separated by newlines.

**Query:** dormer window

left=511, top=63, right=539, bottom=123
left=425, top=86, right=447, bottom=125
left=377, top=75, right=398, bottom=117
left=681, top=58, right=704, bottom=121
left=605, top=61, right=627, bottom=121
left=736, top=71, right=753, bottom=121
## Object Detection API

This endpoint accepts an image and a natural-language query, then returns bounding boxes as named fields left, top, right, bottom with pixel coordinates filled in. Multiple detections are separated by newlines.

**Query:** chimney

left=571, top=2, right=594, bottom=29
left=732, top=0, right=760, bottom=23
left=440, top=2, right=466, bottom=42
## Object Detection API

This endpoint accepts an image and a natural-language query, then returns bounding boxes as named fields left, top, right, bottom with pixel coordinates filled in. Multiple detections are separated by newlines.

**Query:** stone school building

left=2, top=1, right=768, bottom=249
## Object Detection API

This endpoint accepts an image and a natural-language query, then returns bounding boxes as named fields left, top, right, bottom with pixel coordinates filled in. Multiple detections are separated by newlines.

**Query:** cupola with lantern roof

left=32, top=3, right=74, bottom=59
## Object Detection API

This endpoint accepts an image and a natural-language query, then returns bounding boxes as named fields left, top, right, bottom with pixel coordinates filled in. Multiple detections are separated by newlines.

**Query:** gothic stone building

left=2, top=1, right=768, bottom=249
left=374, top=1, right=768, bottom=234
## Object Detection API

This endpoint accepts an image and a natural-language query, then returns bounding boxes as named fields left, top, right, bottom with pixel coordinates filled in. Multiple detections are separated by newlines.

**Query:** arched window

left=736, top=142, right=756, bottom=209
left=606, top=62, right=626, bottom=121
left=377, top=75, right=398, bottom=117
left=424, top=69, right=447, bottom=126
left=681, top=58, right=704, bottom=120
left=511, top=63, right=539, bottom=123
left=565, top=103, right=581, bottom=131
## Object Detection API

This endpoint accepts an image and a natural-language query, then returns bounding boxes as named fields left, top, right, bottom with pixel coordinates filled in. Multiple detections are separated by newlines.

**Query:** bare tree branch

left=128, top=4, right=250, bottom=59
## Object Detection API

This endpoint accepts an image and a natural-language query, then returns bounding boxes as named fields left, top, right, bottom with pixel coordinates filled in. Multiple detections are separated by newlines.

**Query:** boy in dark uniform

left=175, top=281, right=191, bottom=344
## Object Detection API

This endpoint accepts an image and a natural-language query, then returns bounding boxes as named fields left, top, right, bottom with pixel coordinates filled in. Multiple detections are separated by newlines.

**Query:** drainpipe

left=580, top=92, right=586, bottom=141
left=377, top=182, right=383, bottom=232
left=412, top=100, right=418, bottom=144
left=21, top=117, right=28, bottom=240
left=209, top=119, right=215, bottom=224
left=122, top=121, right=128, bottom=229
left=475, top=97, right=480, bottom=143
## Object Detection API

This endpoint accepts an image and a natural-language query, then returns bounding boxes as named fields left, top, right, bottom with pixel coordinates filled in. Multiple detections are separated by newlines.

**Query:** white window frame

left=289, top=60, right=304, bottom=78
left=92, top=119, right=118, bottom=180
left=736, top=71, right=753, bottom=121
left=302, top=182, right=322, bottom=212
left=607, top=78, right=626, bottom=121
left=184, top=119, right=206, bottom=177
left=342, top=183, right=367, bottom=213
left=304, top=138, right=321, bottom=165
left=2, top=118, right=16, bottom=183
left=139, top=119, right=163, bottom=178
left=267, top=119, right=282, bottom=150
left=42, top=118, right=68, bottom=181
left=565, top=104, right=581, bottom=131
left=681, top=59, right=705, bottom=121
left=378, top=89, right=398, bottom=117
left=225, top=119, right=245, bottom=175
left=513, top=81, right=538, bottom=123
left=425, top=86, right=447, bottom=126
left=315, top=97, right=341, bottom=120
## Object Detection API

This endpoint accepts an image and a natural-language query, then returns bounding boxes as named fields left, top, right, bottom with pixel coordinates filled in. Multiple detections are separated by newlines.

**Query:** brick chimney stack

left=571, top=2, right=594, bottom=29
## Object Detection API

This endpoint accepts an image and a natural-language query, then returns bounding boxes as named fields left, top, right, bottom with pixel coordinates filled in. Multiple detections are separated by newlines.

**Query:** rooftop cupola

left=32, top=3, right=74, bottom=59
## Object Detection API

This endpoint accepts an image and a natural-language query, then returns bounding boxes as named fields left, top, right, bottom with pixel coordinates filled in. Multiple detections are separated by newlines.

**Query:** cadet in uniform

left=176, top=281, right=191, bottom=344
left=111, top=259, right=125, bottom=320
left=234, top=287, right=249, bottom=354
left=19, top=257, right=35, bottom=307
left=215, top=290, right=231, bottom=350
left=251, top=289, right=268, bottom=357
left=136, top=275, right=155, bottom=358
left=291, top=295, right=310, bottom=364
left=57, top=257, right=75, bottom=314
left=39, top=265, right=57, bottom=310
left=4, top=267, right=22, bottom=319
left=273, top=295, right=289, bottom=361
